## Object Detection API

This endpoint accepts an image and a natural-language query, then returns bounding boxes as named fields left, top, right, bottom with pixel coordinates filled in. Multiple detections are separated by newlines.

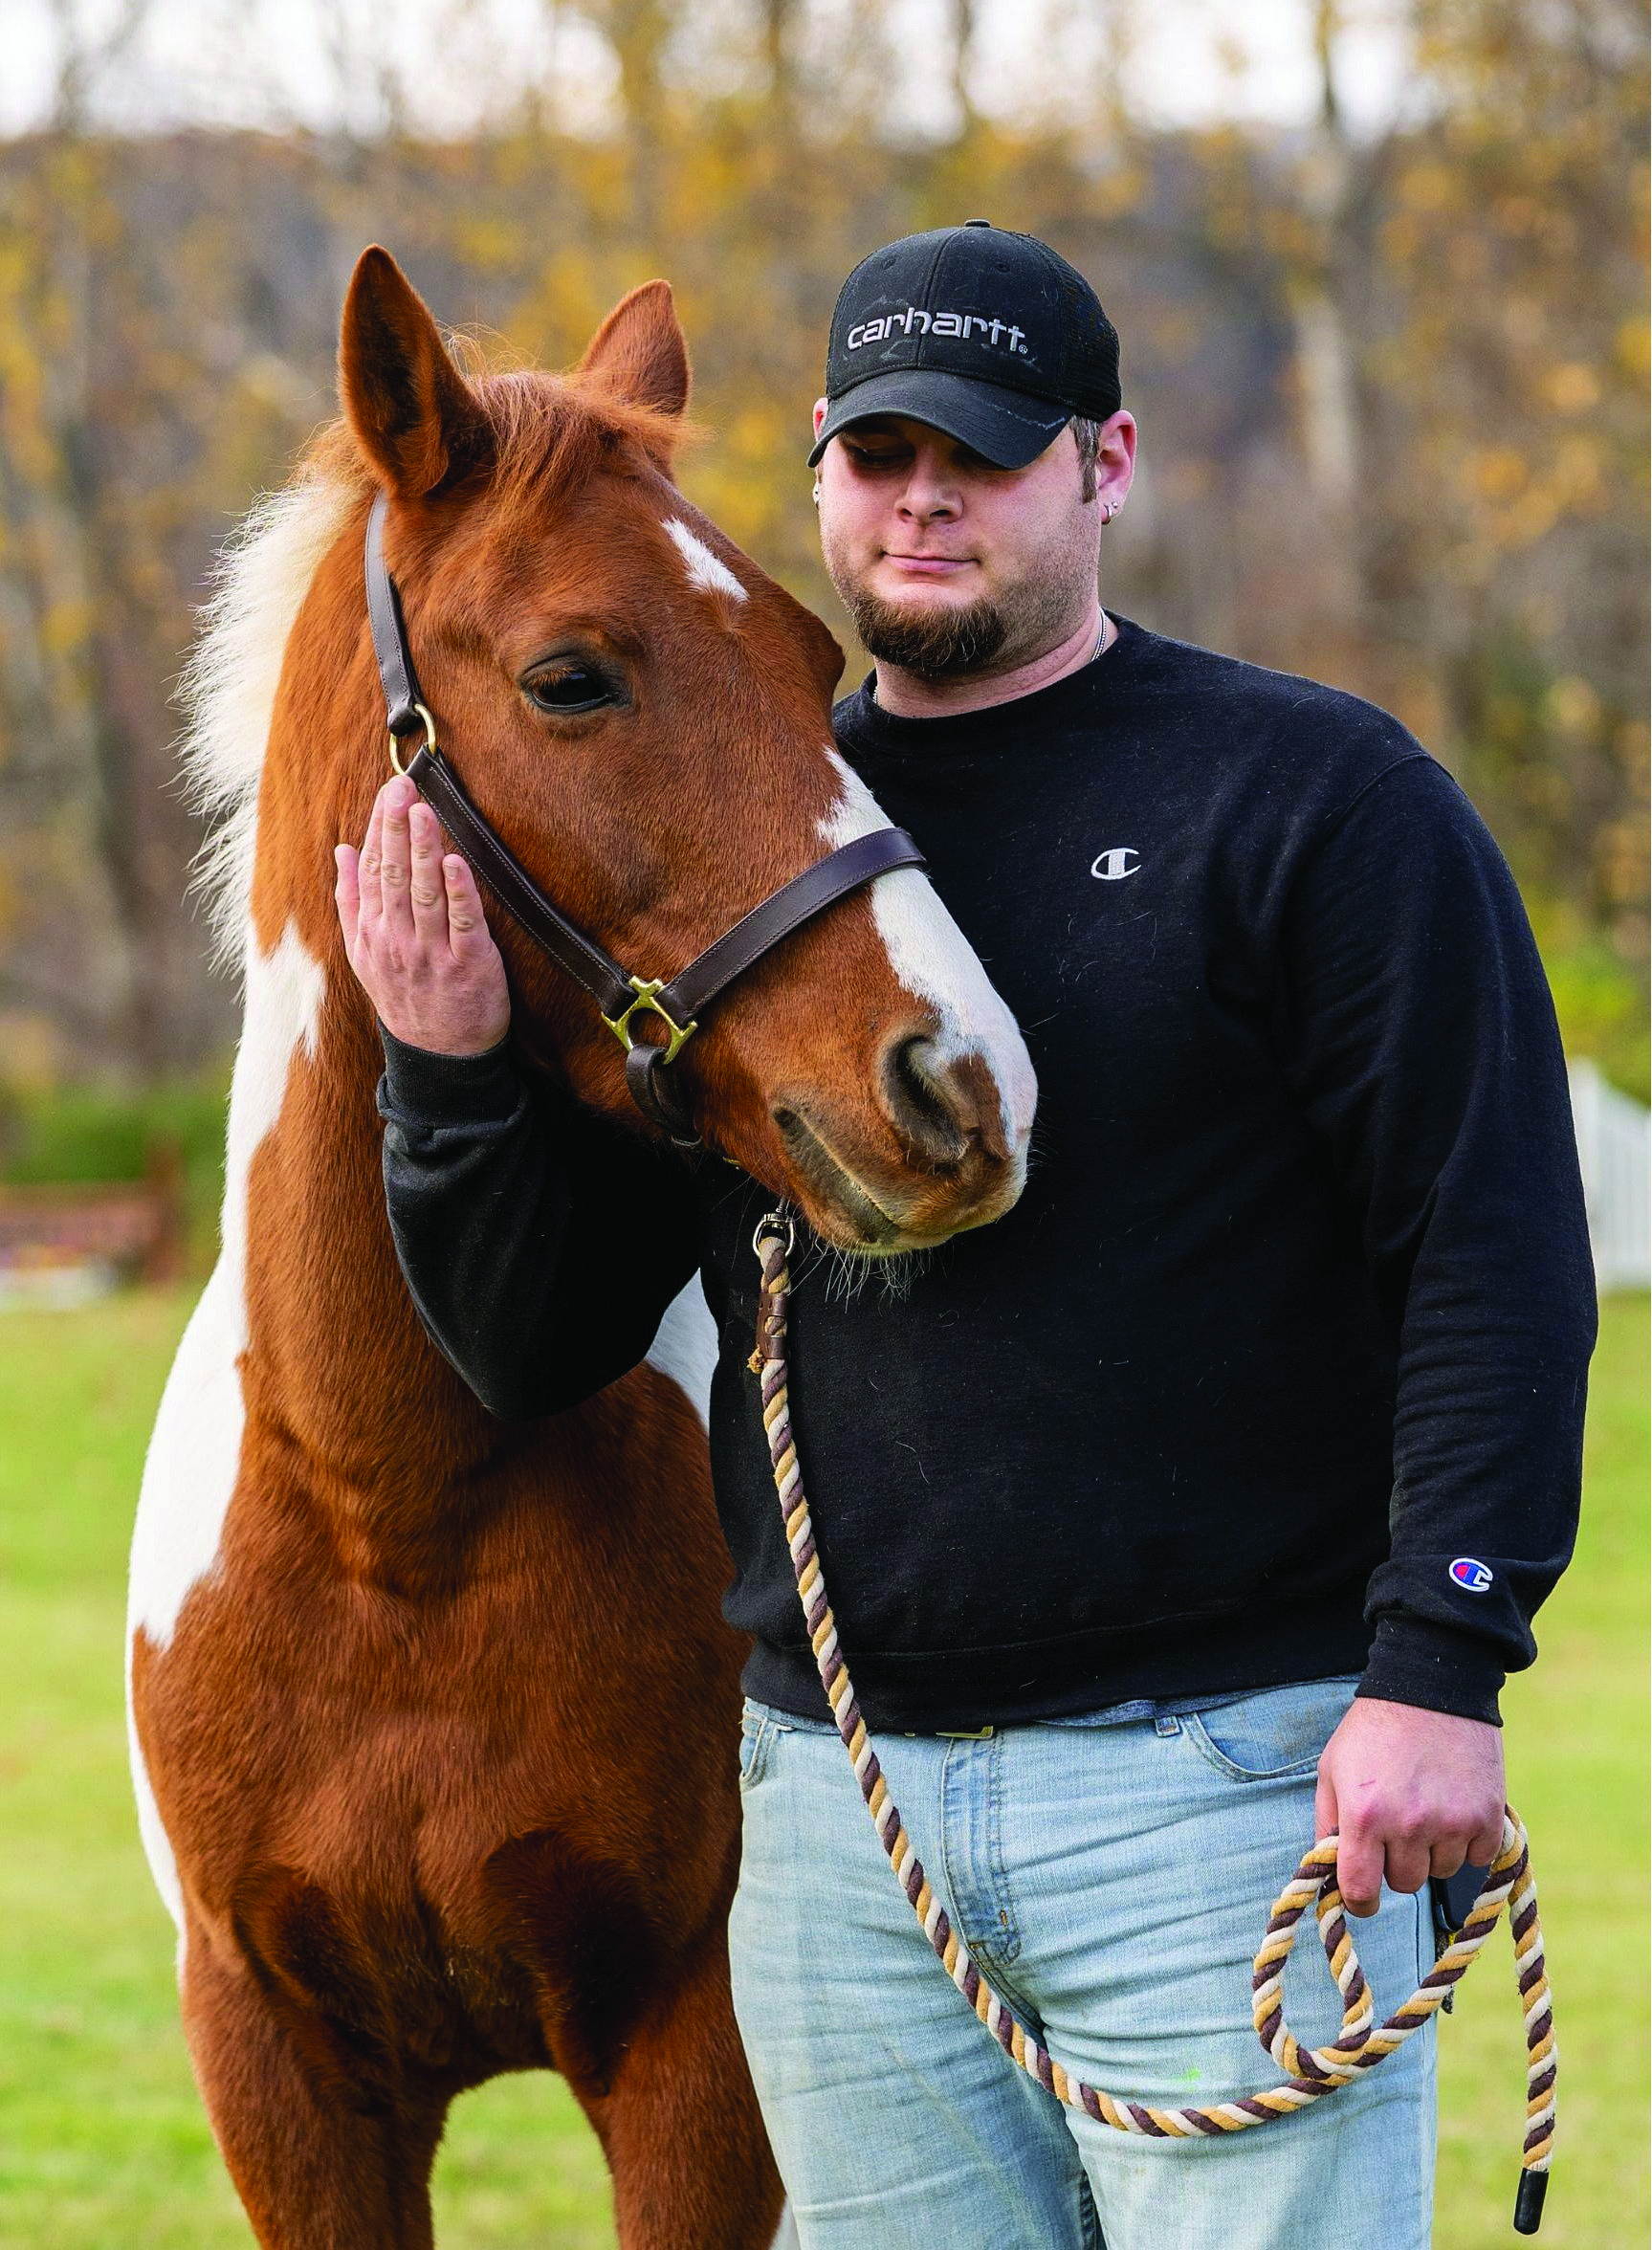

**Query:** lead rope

left=749, top=1215, right=1557, bottom=2237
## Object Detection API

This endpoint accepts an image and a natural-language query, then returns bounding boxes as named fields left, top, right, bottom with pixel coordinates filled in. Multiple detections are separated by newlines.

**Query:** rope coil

left=751, top=1215, right=1555, bottom=2235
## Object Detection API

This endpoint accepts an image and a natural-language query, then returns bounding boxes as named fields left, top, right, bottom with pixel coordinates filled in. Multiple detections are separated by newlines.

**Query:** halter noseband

left=363, top=491, right=925, bottom=1145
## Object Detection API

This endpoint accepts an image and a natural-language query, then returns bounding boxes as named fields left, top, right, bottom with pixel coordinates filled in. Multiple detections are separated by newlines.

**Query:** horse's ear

left=339, top=246, right=490, bottom=498
left=580, top=281, right=692, bottom=424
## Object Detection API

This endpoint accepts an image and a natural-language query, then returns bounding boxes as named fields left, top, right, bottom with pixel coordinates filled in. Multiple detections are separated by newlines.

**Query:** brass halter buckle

left=602, top=977, right=698, bottom=1066
left=387, top=702, right=438, bottom=775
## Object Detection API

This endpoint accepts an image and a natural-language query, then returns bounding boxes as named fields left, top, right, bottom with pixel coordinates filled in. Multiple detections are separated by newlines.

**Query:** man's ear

left=580, top=281, right=692, bottom=424
left=339, top=245, right=490, bottom=498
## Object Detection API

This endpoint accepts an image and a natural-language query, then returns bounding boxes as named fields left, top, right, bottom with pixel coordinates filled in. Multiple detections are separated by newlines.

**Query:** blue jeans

left=730, top=1676, right=1437, bottom=2249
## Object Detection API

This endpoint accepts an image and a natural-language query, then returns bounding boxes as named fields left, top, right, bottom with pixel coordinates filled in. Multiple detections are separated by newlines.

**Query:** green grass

left=0, top=1290, right=1644, bottom=2245
left=1433, top=1294, right=1649, bottom=2247
left=0, top=1289, right=611, bottom=2249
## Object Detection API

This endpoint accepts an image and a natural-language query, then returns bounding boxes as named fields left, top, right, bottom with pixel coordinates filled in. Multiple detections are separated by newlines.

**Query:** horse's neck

left=228, top=909, right=514, bottom=1557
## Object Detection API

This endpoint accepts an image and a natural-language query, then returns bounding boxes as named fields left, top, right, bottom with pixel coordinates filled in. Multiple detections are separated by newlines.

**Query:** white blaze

left=125, top=917, right=325, bottom=1945
left=664, top=518, right=748, bottom=604
left=819, top=748, right=1037, bottom=1150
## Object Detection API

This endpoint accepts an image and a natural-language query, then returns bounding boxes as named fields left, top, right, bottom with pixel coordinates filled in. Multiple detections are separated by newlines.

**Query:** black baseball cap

left=808, top=221, right=1122, bottom=470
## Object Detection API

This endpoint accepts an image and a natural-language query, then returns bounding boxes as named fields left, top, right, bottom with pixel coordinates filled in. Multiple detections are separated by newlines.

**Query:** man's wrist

left=1356, top=1614, right=1505, bottom=1727
left=378, top=1020, right=520, bottom=1127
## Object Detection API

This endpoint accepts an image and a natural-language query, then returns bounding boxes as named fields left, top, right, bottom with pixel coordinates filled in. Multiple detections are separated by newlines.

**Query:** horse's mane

left=179, top=354, right=681, bottom=974
left=179, top=453, right=361, bottom=971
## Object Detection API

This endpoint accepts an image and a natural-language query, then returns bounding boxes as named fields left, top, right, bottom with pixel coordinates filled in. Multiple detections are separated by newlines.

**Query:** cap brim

left=807, top=370, right=1070, bottom=469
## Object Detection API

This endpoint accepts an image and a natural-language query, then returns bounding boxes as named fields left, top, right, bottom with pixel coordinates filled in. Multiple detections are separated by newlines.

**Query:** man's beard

left=845, top=586, right=1008, bottom=681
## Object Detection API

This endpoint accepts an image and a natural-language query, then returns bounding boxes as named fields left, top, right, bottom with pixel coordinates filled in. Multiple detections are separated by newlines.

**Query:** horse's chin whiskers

left=800, top=1233, right=929, bottom=1309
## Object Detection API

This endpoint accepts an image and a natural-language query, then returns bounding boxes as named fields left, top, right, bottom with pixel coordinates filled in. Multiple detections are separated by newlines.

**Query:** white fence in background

left=1569, top=1060, right=1651, bottom=1292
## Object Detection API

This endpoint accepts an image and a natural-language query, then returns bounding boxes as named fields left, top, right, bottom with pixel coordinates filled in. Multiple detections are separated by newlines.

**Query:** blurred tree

left=1367, top=0, right=1648, bottom=1086
left=0, top=0, right=1641, bottom=1096
left=0, top=2, right=188, bottom=1076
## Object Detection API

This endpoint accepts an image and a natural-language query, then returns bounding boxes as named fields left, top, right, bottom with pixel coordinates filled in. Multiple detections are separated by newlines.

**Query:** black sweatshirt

left=377, top=618, right=1597, bottom=1732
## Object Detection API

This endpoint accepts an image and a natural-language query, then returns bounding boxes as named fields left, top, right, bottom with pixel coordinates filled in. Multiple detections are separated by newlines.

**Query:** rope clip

left=753, top=1209, right=795, bottom=1261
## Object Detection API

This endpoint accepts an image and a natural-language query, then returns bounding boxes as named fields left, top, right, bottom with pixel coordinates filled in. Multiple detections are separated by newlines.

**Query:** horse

left=126, top=244, right=1037, bottom=2249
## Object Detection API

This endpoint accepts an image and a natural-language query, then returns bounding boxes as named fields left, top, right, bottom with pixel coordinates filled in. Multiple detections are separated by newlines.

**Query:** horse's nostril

left=882, top=1036, right=974, bottom=1169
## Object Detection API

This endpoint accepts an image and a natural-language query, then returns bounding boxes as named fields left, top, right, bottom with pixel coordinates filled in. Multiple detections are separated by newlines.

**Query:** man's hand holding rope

left=1315, top=1697, right=1506, bottom=1917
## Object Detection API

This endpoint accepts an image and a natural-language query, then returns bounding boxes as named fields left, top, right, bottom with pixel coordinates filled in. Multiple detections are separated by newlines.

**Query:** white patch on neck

left=819, top=748, right=1037, bottom=1152
left=645, top=1273, right=718, bottom=1431
left=664, top=518, right=748, bottom=604
left=125, top=1696, right=185, bottom=1959
left=126, top=917, right=325, bottom=1948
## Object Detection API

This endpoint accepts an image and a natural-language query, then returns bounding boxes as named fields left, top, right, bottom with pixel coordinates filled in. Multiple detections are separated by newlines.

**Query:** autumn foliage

left=0, top=0, right=1642, bottom=1096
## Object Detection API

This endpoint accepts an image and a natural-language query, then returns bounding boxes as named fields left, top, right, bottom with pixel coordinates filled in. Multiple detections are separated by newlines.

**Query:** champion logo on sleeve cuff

left=1448, top=1556, right=1494, bottom=1593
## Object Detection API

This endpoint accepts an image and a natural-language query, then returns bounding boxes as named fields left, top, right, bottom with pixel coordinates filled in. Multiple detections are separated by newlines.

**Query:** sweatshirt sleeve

left=1277, top=752, right=1597, bottom=1724
left=376, top=1026, right=702, bottom=1419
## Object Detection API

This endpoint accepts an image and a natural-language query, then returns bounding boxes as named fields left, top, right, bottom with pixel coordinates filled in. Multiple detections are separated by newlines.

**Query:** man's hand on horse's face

left=1314, top=1696, right=1506, bottom=1918
left=335, top=775, right=512, bottom=1056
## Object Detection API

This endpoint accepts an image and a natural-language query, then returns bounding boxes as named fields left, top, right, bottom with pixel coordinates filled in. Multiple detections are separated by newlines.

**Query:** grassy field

left=0, top=1289, right=1644, bottom=2246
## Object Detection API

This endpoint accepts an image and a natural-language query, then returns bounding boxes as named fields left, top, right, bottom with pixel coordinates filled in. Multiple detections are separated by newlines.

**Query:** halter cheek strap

left=363, top=491, right=925, bottom=1145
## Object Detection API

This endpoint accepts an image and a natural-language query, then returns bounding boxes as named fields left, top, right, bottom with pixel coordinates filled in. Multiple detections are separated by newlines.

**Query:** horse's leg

left=592, top=1920, right=786, bottom=2250
left=180, top=1921, right=447, bottom=2250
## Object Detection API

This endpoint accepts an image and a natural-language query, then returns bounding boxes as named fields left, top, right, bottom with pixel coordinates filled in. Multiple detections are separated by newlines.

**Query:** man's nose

left=896, top=480, right=959, bottom=520
left=896, top=453, right=960, bottom=518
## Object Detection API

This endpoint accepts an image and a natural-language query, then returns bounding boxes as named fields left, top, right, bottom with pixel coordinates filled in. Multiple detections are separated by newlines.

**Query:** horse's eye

left=522, top=664, right=615, bottom=716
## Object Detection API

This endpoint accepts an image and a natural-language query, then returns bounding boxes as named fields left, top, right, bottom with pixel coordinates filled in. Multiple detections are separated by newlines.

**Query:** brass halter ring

left=602, top=977, right=699, bottom=1067
left=387, top=702, right=438, bottom=776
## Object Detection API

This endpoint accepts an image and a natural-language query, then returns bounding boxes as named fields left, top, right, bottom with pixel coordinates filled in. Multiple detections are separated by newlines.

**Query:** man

left=336, top=224, right=1595, bottom=2246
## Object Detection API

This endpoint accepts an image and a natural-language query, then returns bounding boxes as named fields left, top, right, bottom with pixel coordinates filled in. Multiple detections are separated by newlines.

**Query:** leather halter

left=363, top=491, right=925, bottom=1144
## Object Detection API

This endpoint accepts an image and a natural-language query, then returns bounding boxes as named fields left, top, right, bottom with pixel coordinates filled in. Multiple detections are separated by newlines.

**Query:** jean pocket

left=738, top=1699, right=798, bottom=1789
left=1180, top=1676, right=1360, bottom=1783
left=738, top=1705, right=770, bottom=1790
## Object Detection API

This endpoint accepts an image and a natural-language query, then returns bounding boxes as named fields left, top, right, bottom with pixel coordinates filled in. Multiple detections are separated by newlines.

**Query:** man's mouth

left=880, top=553, right=975, bottom=578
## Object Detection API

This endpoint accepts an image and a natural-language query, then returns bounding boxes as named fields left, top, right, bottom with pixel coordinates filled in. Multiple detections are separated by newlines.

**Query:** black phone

left=1430, top=1858, right=1491, bottom=1945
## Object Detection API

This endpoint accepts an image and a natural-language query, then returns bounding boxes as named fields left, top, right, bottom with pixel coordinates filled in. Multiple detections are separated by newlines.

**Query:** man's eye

left=523, top=665, right=614, bottom=714
left=844, top=444, right=906, bottom=469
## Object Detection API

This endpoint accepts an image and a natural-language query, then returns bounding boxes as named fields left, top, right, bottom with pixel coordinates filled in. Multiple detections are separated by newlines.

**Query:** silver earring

left=1101, top=501, right=1115, bottom=524
left=812, top=484, right=822, bottom=506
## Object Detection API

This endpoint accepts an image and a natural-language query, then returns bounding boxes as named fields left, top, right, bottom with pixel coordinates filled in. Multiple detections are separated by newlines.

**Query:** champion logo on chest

left=1090, top=846, right=1141, bottom=882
